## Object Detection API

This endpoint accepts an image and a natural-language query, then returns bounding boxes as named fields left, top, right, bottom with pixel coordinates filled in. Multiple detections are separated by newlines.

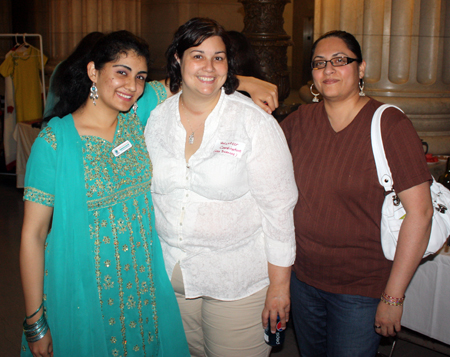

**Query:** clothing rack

left=0, top=33, right=46, bottom=105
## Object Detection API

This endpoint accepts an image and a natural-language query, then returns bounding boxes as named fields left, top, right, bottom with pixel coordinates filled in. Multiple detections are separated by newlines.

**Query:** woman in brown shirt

left=281, top=30, right=433, bottom=357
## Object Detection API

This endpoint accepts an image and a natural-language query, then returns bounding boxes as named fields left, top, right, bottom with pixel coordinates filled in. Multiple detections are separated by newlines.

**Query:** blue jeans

left=290, top=272, right=381, bottom=357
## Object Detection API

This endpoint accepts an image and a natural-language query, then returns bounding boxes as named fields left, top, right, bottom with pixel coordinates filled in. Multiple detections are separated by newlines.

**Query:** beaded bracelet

left=381, top=292, right=405, bottom=306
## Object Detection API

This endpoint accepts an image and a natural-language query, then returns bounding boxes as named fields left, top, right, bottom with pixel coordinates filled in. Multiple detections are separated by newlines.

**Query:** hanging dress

left=1, top=50, right=17, bottom=169
left=0, top=45, right=47, bottom=122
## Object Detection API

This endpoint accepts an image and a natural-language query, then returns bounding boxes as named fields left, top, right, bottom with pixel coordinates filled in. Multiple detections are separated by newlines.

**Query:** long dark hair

left=311, top=30, right=363, bottom=63
left=227, top=30, right=265, bottom=80
left=165, top=17, right=239, bottom=95
left=50, top=32, right=104, bottom=97
left=47, top=30, right=150, bottom=121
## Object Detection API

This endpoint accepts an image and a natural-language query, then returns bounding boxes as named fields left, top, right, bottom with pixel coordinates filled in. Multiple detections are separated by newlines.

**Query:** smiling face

left=311, top=37, right=365, bottom=102
left=178, top=36, right=228, bottom=100
left=88, top=51, right=148, bottom=114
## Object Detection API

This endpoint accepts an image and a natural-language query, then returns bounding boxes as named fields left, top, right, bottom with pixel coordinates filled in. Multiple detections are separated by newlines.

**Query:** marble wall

left=312, top=0, right=450, bottom=154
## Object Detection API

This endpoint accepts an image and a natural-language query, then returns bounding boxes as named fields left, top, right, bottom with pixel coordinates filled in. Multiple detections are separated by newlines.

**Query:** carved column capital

left=239, top=0, right=292, bottom=104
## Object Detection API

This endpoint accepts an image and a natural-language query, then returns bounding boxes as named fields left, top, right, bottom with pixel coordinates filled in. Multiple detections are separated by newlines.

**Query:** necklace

left=180, top=97, right=206, bottom=145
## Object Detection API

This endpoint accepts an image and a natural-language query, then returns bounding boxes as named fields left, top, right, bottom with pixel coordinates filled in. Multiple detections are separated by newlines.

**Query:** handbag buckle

left=435, top=204, right=448, bottom=214
left=392, top=195, right=401, bottom=206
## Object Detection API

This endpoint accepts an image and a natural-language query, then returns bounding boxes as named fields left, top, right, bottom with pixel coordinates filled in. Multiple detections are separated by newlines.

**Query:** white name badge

left=112, top=140, right=132, bottom=157
left=213, top=140, right=246, bottom=158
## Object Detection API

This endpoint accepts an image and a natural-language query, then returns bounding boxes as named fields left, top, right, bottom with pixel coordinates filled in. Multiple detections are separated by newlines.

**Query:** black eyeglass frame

left=311, top=56, right=359, bottom=70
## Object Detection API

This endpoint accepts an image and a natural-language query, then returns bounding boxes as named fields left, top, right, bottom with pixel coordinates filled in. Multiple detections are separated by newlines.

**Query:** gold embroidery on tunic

left=38, top=126, right=57, bottom=150
left=109, top=206, right=127, bottom=355
left=79, top=111, right=159, bottom=355
left=148, top=80, right=168, bottom=105
left=24, top=187, right=55, bottom=207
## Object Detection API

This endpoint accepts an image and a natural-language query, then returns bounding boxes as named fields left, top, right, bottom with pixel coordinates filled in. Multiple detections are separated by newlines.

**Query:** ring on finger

left=374, top=325, right=381, bottom=329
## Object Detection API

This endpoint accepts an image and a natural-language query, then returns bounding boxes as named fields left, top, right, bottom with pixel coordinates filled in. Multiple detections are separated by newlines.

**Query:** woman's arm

left=244, top=112, right=297, bottom=331
left=262, top=263, right=291, bottom=333
left=374, top=181, right=433, bottom=337
left=236, top=76, right=279, bottom=114
left=159, top=76, right=279, bottom=113
left=20, top=200, right=54, bottom=357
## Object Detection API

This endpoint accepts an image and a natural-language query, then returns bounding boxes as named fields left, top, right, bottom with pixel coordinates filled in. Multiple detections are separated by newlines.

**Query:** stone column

left=239, top=0, right=293, bottom=104
left=307, top=0, right=450, bottom=154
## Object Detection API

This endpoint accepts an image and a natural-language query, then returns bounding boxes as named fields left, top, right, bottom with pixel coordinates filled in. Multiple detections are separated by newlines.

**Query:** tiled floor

left=1, top=173, right=449, bottom=356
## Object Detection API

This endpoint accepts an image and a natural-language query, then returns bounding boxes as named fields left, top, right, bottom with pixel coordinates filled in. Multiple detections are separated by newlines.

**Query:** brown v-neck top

left=281, top=98, right=431, bottom=298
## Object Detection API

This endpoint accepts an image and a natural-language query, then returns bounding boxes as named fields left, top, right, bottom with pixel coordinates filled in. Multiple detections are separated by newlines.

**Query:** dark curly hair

left=165, top=17, right=239, bottom=95
left=47, top=30, right=151, bottom=121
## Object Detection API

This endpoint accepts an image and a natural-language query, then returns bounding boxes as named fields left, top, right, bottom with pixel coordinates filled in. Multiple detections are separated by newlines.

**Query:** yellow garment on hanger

left=0, top=46, right=48, bottom=122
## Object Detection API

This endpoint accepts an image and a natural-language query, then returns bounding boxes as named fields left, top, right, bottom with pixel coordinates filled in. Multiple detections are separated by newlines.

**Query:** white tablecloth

left=402, top=247, right=450, bottom=345
left=13, top=122, right=41, bottom=188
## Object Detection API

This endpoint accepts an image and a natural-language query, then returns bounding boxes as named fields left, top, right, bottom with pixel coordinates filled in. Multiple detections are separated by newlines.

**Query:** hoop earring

left=359, top=79, right=366, bottom=97
left=310, top=83, right=320, bottom=103
left=90, top=83, right=99, bottom=105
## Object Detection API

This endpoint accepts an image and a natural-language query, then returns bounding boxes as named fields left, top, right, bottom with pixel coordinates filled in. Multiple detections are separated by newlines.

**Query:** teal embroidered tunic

left=21, top=82, right=189, bottom=356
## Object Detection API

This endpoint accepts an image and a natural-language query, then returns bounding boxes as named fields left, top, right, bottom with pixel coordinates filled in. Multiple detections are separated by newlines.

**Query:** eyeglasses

left=311, top=56, right=358, bottom=70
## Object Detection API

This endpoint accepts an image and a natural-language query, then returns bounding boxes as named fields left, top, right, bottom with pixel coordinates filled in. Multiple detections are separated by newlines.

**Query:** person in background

left=227, top=30, right=265, bottom=80
left=280, top=30, right=433, bottom=357
left=43, top=31, right=104, bottom=119
left=145, top=17, right=297, bottom=357
left=20, top=30, right=189, bottom=357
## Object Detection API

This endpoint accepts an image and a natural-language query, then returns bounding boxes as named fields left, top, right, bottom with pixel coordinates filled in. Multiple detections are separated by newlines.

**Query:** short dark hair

left=311, top=30, right=363, bottom=63
left=49, top=30, right=150, bottom=120
left=165, top=17, right=239, bottom=94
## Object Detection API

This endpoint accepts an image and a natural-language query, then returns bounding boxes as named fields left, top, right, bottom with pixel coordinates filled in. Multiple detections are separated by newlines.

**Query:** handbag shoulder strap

left=370, top=104, right=404, bottom=192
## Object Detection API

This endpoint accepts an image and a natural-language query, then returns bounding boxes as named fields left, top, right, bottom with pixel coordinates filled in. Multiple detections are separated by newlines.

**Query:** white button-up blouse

left=144, top=89, right=298, bottom=300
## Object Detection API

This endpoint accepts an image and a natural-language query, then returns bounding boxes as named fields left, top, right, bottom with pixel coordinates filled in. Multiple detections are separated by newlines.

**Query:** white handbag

left=371, top=104, right=450, bottom=261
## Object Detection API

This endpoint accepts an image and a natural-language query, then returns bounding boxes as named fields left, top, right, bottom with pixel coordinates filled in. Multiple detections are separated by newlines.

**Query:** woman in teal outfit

left=20, top=30, right=190, bottom=357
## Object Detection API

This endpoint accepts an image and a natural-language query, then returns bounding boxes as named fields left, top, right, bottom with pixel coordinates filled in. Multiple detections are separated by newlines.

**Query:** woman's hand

left=374, top=301, right=402, bottom=337
left=262, top=264, right=291, bottom=333
left=28, top=329, right=53, bottom=357
left=236, top=76, right=279, bottom=114
left=374, top=182, right=432, bottom=337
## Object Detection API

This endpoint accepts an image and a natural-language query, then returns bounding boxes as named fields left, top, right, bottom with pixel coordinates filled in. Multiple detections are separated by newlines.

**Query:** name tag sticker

left=213, top=140, right=246, bottom=158
left=112, top=140, right=132, bottom=157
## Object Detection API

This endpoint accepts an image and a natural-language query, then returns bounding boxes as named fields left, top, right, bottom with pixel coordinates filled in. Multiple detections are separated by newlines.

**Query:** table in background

left=428, top=160, right=447, bottom=180
left=13, top=121, right=41, bottom=188
left=402, top=247, right=450, bottom=345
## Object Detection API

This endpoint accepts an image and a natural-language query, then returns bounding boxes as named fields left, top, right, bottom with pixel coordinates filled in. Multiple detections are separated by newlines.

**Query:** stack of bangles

left=23, top=301, right=49, bottom=343
left=381, top=291, right=405, bottom=306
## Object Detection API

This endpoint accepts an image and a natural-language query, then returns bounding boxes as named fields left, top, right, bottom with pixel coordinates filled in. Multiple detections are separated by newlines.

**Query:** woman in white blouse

left=144, top=18, right=297, bottom=357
